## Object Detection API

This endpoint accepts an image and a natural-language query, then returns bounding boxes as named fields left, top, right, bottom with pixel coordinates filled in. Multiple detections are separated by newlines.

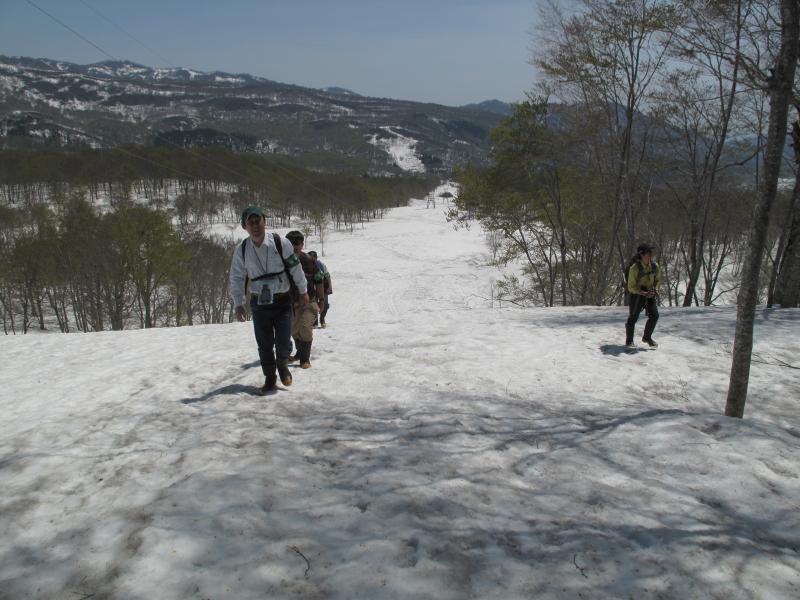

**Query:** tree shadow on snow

left=5, top=392, right=798, bottom=599
left=278, top=400, right=799, bottom=597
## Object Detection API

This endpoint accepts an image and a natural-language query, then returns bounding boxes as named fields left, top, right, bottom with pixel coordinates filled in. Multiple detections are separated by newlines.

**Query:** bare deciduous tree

left=726, top=0, right=799, bottom=418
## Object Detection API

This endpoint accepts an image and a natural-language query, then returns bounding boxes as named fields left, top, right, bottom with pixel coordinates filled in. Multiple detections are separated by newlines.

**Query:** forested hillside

left=0, top=145, right=438, bottom=334
left=450, top=0, right=800, bottom=311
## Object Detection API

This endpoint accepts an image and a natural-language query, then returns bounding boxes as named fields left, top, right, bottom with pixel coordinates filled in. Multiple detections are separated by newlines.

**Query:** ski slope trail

left=1, top=196, right=799, bottom=599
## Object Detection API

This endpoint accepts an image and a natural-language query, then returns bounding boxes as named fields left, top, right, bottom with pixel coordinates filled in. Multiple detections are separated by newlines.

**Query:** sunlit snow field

left=1, top=189, right=799, bottom=599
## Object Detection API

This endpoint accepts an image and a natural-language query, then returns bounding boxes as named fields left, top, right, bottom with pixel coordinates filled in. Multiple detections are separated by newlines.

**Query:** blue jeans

left=250, top=296, right=293, bottom=375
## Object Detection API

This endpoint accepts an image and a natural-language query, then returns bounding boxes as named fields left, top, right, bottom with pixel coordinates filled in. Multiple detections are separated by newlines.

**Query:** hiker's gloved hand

left=235, top=306, right=247, bottom=322
left=298, top=293, right=310, bottom=306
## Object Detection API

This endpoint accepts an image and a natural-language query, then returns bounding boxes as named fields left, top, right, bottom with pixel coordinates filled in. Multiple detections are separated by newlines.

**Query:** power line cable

left=21, top=0, right=306, bottom=198
left=24, top=0, right=118, bottom=62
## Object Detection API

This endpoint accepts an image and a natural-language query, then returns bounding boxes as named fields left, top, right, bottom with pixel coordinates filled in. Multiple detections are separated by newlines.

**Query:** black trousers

left=625, top=294, right=659, bottom=344
left=250, top=295, right=293, bottom=375
left=320, top=292, right=330, bottom=323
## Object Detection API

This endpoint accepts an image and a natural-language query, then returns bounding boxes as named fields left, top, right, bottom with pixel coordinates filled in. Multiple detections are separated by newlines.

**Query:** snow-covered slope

left=1, top=188, right=799, bottom=599
left=368, top=126, right=426, bottom=172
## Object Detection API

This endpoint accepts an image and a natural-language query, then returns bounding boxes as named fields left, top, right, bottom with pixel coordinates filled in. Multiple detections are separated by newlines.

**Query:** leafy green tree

left=58, top=196, right=105, bottom=331
left=452, top=99, right=620, bottom=306
left=115, top=206, right=188, bottom=328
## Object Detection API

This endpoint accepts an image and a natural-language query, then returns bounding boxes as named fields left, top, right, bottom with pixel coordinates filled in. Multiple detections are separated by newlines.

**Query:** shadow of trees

left=2, top=392, right=798, bottom=599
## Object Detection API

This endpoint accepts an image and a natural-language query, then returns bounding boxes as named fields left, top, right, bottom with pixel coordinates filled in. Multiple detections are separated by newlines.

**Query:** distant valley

left=0, top=56, right=510, bottom=174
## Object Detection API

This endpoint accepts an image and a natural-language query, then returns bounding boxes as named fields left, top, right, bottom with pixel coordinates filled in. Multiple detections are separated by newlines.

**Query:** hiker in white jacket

left=229, top=206, right=308, bottom=393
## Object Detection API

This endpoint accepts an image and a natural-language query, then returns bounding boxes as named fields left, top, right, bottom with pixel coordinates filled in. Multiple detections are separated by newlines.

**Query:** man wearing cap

left=625, top=243, right=661, bottom=348
left=285, top=231, right=325, bottom=369
left=229, top=206, right=309, bottom=393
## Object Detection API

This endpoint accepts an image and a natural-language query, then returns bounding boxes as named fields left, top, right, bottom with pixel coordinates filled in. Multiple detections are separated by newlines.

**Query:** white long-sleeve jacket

left=229, top=234, right=306, bottom=308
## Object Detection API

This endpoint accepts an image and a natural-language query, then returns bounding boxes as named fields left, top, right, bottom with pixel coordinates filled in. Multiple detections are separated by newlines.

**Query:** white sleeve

left=229, top=240, right=247, bottom=308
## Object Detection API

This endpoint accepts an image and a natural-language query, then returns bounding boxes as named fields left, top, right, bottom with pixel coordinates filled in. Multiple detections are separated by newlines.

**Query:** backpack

left=298, top=253, right=326, bottom=299
left=624, top=257, right=658, bottom=291
left=314, top=259, right=332, bottom=294
left=623, top=256, right=640, bottom=287
left=241, top=233, right=298, bottom=295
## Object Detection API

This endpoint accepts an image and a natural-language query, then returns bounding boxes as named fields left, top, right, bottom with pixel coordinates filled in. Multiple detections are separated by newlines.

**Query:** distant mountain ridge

left=322, top=86, right=361, bottom=96
left=461, top=100, right=514, bottom=116
left=0, top=55, right=505, bottom=174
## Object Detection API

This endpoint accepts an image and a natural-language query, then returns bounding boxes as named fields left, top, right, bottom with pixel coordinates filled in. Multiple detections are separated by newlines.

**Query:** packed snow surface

left=1, top=190, right=799, bottom=599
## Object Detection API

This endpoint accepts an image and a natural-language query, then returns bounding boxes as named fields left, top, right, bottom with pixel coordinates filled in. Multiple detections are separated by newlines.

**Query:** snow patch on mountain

left=0, top=75, right=24, bottom=92
left=214, top=75, right=246, bottom=84
left=152, top=68, right=205, bottom=80
left=116, top=65, right=150, bottom=77
left=367, top=126, right=426, bottom=173
left=88, top=65, right=115, bottom=77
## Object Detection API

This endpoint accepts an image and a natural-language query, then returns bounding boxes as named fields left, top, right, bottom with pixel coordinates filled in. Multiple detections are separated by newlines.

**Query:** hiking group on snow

left=229, top=206, right=333, bottom=394
left=230, top=205, right=661, bottom=392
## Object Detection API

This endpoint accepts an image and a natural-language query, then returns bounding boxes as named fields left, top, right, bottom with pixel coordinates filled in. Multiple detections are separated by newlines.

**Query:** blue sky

left=1, top=0, right=539, bottom=106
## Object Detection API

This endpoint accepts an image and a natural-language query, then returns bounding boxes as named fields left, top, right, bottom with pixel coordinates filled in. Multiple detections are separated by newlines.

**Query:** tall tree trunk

left=773, top=120, right=800, bottom=307
left=773, top=175, right=800, bottom=307
left=725, top=0, right=799, bottom=418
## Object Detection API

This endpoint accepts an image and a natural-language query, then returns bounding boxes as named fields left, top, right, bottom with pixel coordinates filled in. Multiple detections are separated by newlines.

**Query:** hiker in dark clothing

left=308, top=250, right=332, bottom=328
left=286, top=231, right=325, bottom=369
left=625, top=243, right=661, bottom=348
left=229, top=207, right=308, bottom=392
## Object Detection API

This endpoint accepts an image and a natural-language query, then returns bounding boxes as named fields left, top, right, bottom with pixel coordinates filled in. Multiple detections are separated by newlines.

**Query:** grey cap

left=240, top=206, right=265, bottom=227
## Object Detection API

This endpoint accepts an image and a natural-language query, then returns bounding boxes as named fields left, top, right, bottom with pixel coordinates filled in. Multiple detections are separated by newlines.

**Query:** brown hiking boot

left=277, top=360, right=292, bottom=386
left=300, top=361, right=311, bottom=369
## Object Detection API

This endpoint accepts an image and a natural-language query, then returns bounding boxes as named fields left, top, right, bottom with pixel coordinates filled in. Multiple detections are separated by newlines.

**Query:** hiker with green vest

left=625, top=243, right=661, bottom=348
left=229, top=206, right=309, bottom=393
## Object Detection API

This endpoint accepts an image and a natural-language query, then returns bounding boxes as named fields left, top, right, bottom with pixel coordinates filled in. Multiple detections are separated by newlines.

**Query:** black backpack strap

left=251, top=235, right=290, bottom=281
left=273, top=233, right=299, bottom=296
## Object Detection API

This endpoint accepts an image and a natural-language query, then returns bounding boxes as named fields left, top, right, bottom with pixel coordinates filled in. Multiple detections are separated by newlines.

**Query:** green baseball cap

left=240, top=206, right=265, bottom=227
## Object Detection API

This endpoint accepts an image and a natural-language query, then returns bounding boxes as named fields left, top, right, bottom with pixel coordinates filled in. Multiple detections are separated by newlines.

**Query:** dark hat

left=240, top=206, right=265, bottom=227
left=308, top=250, right=318, bottom=258
left=286, top=230, right=304, bottom=244
left=637, top=243, right=654, bottom=255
